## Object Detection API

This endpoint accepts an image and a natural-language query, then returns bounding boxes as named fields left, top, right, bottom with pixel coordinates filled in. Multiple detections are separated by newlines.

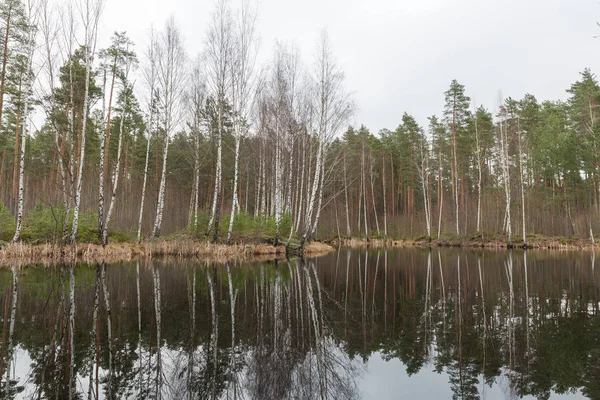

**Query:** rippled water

left=0, top=248, right=599, bottom=399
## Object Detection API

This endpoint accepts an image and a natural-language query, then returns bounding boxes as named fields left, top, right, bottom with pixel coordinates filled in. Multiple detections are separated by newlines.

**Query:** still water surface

left=0, top=248, right=599, bottom=399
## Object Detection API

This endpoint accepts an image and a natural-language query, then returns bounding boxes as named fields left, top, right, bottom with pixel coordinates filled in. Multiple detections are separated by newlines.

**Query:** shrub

left=192, top=210, right=293, bottom=240
left=21, top=203, right=99, bottom=243
left=22, top=203, right=66, bottom=242
left=0, top=202, right=16, bottom=241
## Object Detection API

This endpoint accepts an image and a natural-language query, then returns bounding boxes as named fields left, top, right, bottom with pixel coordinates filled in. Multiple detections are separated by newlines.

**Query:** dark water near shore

left=0, top=248, right=599, bottom=399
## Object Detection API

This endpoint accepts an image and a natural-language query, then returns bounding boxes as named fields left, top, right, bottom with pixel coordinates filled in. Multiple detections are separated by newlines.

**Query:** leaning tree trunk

left=98, top=68, right=116, bottom=242
left=152, top=132, right=170, bottom=238
left=102, top=100, right=128, bottom=245
left=310, top=154, right=326, bottom=240
left=137, top=129, right=152, bottom=242
left=71, top=44, right=93, bottom=243
left=300, top=140, right=322, bottom=247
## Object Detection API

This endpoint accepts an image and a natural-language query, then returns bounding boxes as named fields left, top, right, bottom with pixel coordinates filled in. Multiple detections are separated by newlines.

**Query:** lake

left=0, top=248, right=599, bottom=399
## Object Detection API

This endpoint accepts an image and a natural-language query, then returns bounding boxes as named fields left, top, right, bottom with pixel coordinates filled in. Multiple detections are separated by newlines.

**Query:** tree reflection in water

left=0, top=248, right=599, bottom=399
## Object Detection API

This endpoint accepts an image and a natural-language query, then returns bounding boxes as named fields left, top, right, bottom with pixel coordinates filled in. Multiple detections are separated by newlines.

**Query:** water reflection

left=0, top=249, right=599, bottom=399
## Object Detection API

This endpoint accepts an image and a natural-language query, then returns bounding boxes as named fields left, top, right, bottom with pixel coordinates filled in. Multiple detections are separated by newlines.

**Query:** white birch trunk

left=301, top=140, right=322, bottom=246
left=362, top=145, right=368, bottom=239
left=344, top=152, right=351, bottom=237
left=382, top=154, right=387, bottom=237
left=285, top=139, right=294, bottom=213
left=70, top=52, right=93, bottom=242
left=275, top=131, right=282, bottom=243
left=137, top=129, right=151, bottom=242
left=227, top=135, right=241, bottom=244
left=152, top=133, right=169, bottom=238
left=294, top=136, right=306, bottom=232
left=370, top=154, right=380, bottom=235
left=499, top=119, right=512, bottom=245
left=310, top=154, right=325, bottom=239
left=475, top=112, right=482, bottom=233
left=193, top=134, right=200, bottom=228
left=12, top=12, right=37, bottom=243
left=518, top=121, right=526, bottom=245
left=12, top=101, right=27, bottom=242
left=71, top=0, right=102, bottom=243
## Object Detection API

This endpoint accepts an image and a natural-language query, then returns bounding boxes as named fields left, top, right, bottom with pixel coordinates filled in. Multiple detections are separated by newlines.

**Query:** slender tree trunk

left=310, top=155, right=325, bottom=239
left=370, top=152, right=380, bottom=235
left=518, top=122, right=526, bottom=245
left=193, top=132, right=200, bottom=228
left=227, top=134, right=241, bottom=244
left=152, top=132, right=170, bottom=238
left=12, top=109, right=20, bottom=210
left=382, top=152, right=387, bottom=237
left=12, top=106, right=26, bottom=242
left=137, top=131, right=152, bottom=242
left=344, top=152, right=351, bottom=237
left=301, top=140, right=322, bottom=247
left=103, top=96, right=128, bottom=245
left=0, top=3, right=12, bottom=134
left=71, top=10, right=98, bottom=243
left=12, top=25, right=34, bottom=243
left=500, top=119, right=512, bottom=245
left=437, top=150, right=443, bottom=240
left=362, top=144, right=369, bottom=240
left=98, top=69, right=116, bottom=239
left=475, top=113, right=482, bottom=233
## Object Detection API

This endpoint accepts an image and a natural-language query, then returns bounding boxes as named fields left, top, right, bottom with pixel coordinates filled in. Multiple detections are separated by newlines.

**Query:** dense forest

left=1, top=0, right=600, bottom=246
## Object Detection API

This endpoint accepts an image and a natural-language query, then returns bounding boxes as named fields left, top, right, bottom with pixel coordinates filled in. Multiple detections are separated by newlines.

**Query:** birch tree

left=102, top=74, right=136, bottom=245
left=415, top=131, right=432, bottom=240
left=498, top=105, right=513, bottom=246
left=12, top=0, right=40, bottom=242
left=70, top=0, right=104, bottom=243
left=205, top=0, right=233, bottom=242
left=152, top=16, right=187, bottom=238
left=137, top=27, right=158, bottom=242
left=300, top=31, right=351, bottom=248
left=474, top=106, right=482, bottom=234
left=186, top=56, right=206, bottom=231
left=227, top=0, right=258, bottom=244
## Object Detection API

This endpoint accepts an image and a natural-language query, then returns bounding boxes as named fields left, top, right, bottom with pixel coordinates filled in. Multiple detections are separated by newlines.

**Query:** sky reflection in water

left=0, top=248, right=598, bottom=399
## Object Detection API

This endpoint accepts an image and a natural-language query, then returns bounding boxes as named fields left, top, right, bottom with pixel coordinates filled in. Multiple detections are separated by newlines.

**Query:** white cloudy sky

left=97, top=0, right=600, bottom=132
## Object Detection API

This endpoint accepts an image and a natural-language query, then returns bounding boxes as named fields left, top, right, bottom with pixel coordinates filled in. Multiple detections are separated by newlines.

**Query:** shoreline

left=1, top=234, right=597, bottom=265
left=328, top=234, right=599, bottom=250
left=0, top=240, right=335, bottom=265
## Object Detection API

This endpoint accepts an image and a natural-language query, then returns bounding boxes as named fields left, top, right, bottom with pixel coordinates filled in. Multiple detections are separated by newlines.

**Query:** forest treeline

left=1, top=0, right=599, bottom=246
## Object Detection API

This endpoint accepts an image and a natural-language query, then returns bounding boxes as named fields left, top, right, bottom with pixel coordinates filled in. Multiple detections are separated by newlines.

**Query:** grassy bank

left=0, top=239, right=335, bottom=265
left=328, top=233, right=599, bottom=250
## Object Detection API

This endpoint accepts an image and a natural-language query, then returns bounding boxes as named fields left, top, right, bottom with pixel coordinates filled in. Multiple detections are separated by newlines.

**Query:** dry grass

left=304, top=241, right=335, bottom=254
left=0, top=239, right=327, bottom=265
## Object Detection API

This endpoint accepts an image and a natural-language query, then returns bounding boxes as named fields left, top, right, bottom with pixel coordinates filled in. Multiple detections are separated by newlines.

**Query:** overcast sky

left=98, top=0, right=600, bottom=133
